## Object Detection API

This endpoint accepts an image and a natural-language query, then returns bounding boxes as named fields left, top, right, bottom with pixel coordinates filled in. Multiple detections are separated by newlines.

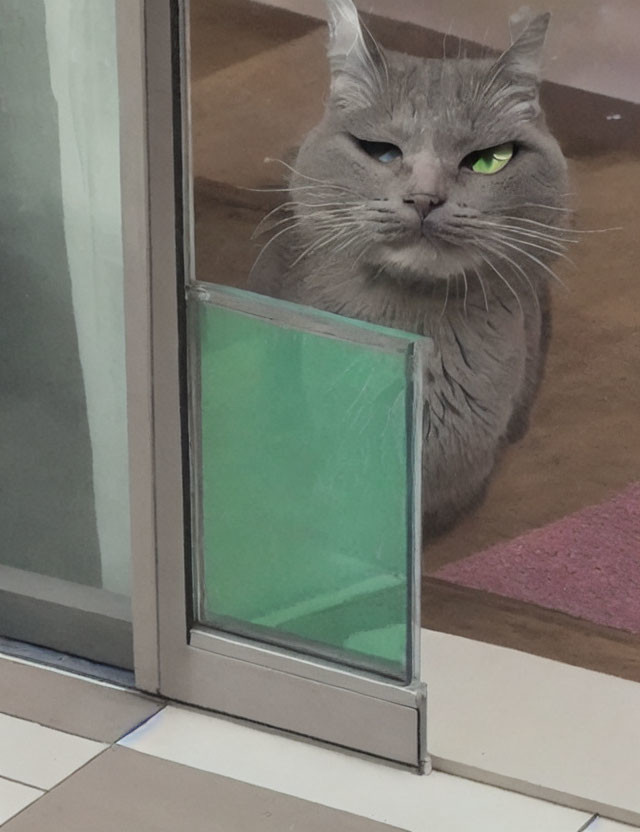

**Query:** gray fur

left=249, top=0, right=569, bottom=537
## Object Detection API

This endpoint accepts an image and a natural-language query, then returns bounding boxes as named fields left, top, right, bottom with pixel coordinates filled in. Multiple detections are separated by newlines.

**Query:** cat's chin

left=370, top=239, right=472, bottom=282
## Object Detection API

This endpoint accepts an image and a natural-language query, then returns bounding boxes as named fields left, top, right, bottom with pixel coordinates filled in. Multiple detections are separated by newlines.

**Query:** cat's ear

left=487, top=9, right=550, bottom=119
left=325, top=0, right=385, bottom=108
left=503, top=9, right=551, bottom=82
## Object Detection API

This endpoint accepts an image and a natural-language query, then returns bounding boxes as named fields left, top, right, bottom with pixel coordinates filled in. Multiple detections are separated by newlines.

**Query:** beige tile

left=0, top=746, right=406, bottom=832
left=0, top=778, right=43, bottom=826
left=0, top=656, right=163, bottom=742
left=0, top=713, right=105, bottom=790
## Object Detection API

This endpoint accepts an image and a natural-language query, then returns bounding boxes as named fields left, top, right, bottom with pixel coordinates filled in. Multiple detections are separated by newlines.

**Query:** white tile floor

left=590, top=821, right=640, bottom=832
left=0, top=713, right=106, bottom=791
left=2, top=636, right=640, bottom=831
left=0, top=780, right=42, bottom=827
left=0, top=698, right=638, bottom=831
left=119, top=705, right=592, bottom=832
left=423, top=630, right=640, bottom=820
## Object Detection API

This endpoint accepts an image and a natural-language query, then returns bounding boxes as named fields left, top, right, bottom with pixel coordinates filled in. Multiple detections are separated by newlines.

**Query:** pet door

left=189, top=284, right=424, bottom=683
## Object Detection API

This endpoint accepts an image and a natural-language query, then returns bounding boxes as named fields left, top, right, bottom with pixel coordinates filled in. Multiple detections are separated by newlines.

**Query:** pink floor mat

left=433, top=482, right=640, bottom=634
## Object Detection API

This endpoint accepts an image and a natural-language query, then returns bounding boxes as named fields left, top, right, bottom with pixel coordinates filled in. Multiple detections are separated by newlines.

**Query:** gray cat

left=249, top=0, right=569, bottom=537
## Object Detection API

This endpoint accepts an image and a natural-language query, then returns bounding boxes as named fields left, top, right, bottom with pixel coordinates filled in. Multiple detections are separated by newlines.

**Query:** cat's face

left=290, top=1, right=568, bottom=282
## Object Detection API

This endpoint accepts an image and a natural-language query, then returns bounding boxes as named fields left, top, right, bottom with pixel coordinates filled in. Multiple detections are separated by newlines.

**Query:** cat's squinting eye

left=461, top=142, right=515, bottom=175
left=353, top=136, right=403, bottom=164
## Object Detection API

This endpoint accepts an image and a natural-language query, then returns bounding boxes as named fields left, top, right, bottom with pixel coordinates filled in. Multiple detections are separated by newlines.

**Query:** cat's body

left=249, top=1, right=568, bottom=535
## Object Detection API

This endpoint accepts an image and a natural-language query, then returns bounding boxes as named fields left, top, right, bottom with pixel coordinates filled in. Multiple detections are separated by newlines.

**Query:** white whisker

left=481, top=243, right=540, bottom=313
left=250, top=221, right=305, bottom=274
left=476, top=251, right=524, bottom=318
left=487, top=238, right=569, bottom=290
left=264, top=157, right=365, bottom=198
left=487, top=232, right=576, bottom=267
left=471, top=266, right=490, bottom=312
left=439, top=276, right=451, bottom=323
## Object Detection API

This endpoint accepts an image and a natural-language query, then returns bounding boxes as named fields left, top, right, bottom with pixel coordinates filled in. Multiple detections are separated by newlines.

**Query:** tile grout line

left=114, top=704, right=168, bottom=744
left=0, top=710, right=111, bottom=746
left=0, top=774, right=44, bottom=793
left=0, top=744, right=115, bottom=829
left=0, top=704, right=168, bottom=827
left=0, top=698, right=167, bottom=745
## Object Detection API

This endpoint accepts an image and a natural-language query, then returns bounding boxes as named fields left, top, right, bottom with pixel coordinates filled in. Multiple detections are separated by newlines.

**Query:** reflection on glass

left=191, top=287, right=422, bottom=681
left=0, top=0, right=131, bottom=667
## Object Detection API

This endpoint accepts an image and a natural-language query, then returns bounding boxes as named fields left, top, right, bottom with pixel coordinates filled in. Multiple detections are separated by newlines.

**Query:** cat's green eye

left=463, top=142, right=515, bottom=175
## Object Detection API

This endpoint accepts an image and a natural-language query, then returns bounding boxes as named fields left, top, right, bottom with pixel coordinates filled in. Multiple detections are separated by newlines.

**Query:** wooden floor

left=423, top=579, right=640, bottom=683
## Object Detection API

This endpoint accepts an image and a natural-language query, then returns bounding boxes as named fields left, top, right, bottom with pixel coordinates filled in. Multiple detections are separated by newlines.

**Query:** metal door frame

left=120, top=0, right=428, bottom=768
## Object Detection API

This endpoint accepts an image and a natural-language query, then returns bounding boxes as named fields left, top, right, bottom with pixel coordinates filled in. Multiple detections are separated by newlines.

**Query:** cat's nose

left=403, top=193, right=444, bottom=220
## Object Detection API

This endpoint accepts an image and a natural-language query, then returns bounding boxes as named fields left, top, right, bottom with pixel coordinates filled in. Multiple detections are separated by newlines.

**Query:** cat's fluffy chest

left=282, top=262, right=527, bottom=441
left=425, top=308, right=526, bottom=438
left=253, top=243, right=541, bottom=535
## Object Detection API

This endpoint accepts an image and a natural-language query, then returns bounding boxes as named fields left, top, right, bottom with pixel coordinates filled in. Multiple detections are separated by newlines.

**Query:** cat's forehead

left=340, top=52, right=508, bottom=150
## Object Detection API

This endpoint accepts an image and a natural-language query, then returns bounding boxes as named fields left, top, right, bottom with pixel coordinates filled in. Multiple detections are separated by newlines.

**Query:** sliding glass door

left=1, top=0, right=427, bottom=766
left=127, top=0, right=428, bottom=766
left=0, top=0, right=132, bottom=669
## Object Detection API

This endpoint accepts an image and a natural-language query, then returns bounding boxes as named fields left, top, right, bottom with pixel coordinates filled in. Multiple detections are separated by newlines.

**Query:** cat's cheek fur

left=295, top=121, right=391, bottom=200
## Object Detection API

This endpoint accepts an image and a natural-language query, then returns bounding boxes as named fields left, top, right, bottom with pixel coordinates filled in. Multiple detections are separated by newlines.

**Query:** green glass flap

left=191, top=287, right=421, bottom=681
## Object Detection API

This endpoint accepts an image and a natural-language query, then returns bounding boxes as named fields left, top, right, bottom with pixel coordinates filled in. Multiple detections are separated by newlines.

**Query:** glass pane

left=188, top=0, right=640, bottom=683
left=191, top=286, right=422, bottom=682
left=0, top=0, right=131, bottom=668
